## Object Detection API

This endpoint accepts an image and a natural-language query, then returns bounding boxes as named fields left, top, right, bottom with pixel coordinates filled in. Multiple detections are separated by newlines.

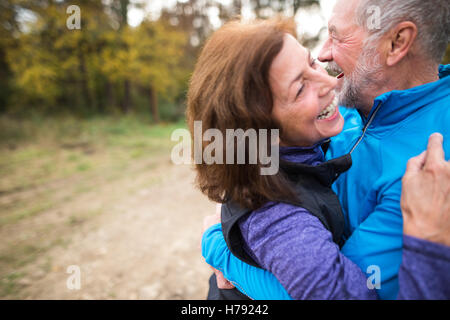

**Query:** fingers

left=213, top=268, right=235, bottom=289
left=216, top=276, right=235, bottom=289
left=424, top=133, right=445, bottom=168
left=405, top=151, right=426, bottom=175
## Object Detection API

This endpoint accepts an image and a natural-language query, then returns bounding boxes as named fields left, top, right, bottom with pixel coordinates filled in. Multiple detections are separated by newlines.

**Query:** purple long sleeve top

left=232, top=145, right=450, bottom=299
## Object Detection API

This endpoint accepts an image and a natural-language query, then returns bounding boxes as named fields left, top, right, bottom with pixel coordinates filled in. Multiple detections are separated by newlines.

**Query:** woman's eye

left=295, top=58, right=316, bottom=100
left=296, top=85, right=304, bottom=99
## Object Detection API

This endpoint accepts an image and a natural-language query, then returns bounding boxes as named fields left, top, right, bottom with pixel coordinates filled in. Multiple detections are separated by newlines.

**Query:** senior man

left=320, top=0, right=449, bottom=299
left=201, top=0, right=450, bottom=299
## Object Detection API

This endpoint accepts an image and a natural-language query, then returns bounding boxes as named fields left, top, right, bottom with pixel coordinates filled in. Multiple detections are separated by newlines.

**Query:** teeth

left=317, top=96, right=338, bottom=120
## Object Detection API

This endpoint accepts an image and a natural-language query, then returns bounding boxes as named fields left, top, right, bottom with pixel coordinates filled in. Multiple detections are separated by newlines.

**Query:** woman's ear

left=385, top=21, right=418, bottom=67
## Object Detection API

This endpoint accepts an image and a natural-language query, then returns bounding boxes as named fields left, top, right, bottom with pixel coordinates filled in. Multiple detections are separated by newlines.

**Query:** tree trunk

left=0, top=47, right=10, bottom=113
left=102, top=80, right=113, bottom=113
left=117, top=0, right=131, bottom=114
left=78, top=50, right=93, bottom=110
left=149, top=85, right=159, bottom=123
left=121, top=79, right=131, bottom=113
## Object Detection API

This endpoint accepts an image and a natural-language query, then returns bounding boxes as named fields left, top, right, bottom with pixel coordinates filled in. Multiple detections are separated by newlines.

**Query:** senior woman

left=187, top=18, right=450, bottom=300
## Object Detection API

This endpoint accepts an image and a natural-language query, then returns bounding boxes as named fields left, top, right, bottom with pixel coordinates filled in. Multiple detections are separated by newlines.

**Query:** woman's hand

left=202, top=204, right=222, bottom=233
left=401, top=133, right=450, bottom=246
left=202, top=204, right=235, bottom=289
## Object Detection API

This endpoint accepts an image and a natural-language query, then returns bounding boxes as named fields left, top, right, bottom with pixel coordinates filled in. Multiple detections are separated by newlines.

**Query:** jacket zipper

left=349, top=101, right=383, bottom=154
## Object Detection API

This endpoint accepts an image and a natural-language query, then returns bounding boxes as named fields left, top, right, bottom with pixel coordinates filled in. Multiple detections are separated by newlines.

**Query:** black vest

left=221, top=151, right=352, bottom=268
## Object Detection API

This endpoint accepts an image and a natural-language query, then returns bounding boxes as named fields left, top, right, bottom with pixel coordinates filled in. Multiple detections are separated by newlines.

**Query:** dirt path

left=12, top=160, right=215, bottom=299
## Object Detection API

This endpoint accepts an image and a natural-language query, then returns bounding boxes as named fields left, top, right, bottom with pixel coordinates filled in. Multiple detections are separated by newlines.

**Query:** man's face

left=318, top=0, right=383, bottom=110
left=318, top=0, right=366, bottom=77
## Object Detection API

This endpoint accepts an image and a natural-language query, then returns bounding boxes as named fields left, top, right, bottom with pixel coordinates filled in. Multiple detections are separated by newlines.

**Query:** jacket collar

left=280, top=154, right=352, bottom=187
left=364, top=64, right=450, bottom=130
left=279, top=141, right=325, bottom=165
left=279, top=140, right=352, bottom=187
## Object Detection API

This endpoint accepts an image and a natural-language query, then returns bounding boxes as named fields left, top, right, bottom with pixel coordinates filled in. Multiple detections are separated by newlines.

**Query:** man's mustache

left=326, top=61, right=343, bottom=75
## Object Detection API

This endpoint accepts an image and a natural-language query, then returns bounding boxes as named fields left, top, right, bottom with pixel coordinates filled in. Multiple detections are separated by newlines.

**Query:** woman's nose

left=319, top=73, right=337, bottom=97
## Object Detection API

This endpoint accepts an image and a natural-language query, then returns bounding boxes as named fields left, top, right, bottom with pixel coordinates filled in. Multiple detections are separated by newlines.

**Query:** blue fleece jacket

left=328, top=64, right=450, bottom=299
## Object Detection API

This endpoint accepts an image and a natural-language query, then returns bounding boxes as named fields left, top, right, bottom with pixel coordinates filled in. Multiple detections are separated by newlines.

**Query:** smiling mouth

left=317, top=96, right=338, bottom=120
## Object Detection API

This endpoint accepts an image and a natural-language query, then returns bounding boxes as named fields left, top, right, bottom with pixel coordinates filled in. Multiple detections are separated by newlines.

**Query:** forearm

left=202, top=217, right=379, bottom=300
left=202, top=223, right=292, bottom=300
left=202, top=223, right=450, bottom=300
left=244, top=211, right=378, bottom=300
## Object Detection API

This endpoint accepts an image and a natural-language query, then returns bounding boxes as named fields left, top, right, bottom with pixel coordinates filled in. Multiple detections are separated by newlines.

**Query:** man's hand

left=401, top=133, right=450, bottom=246
left=202, top=204, right=235, bottom=289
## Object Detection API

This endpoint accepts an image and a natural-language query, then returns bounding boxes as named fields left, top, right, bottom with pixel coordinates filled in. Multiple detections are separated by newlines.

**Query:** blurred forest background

left=1, top=0, right=449, bottom=120
left=0, top=0, right=449, bottom=299
left=0, top=0, right=328, bottom=121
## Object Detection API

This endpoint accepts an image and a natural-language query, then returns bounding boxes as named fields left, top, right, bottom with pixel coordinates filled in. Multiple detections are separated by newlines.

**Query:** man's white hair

left=356, top=0, right=449, bottom=63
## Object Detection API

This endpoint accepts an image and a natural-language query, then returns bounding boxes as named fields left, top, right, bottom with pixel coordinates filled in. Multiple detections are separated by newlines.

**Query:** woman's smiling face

left=270, top=34, right=344, bottom=147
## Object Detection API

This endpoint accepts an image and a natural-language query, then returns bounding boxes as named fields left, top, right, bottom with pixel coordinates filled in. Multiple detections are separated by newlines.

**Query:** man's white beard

left=329, top=46, right=384, bottom=110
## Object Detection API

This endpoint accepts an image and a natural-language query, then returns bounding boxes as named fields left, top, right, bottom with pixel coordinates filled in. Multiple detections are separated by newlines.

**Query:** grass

left=0, top=201, right=54, bottom=225
left=0, top=114, right=186, bottom=214
left=0, top=272, right=25, bottom=297
left=0, top=113, right=186, bottom=298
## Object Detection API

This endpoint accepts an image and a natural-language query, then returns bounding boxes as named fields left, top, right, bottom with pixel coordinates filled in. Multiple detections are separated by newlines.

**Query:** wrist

left=404, top=222, right=450, bottom=247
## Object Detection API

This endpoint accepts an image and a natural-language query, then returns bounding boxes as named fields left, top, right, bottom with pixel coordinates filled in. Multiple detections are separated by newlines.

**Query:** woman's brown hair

left=186, top=17, right=298, bottom=210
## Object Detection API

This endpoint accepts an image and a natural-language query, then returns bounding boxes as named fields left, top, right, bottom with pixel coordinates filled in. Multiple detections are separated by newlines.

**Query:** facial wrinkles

left=269, top=62, right=291, bottom=106
left=328, top=0, right=367, bottom=67
left=325, top=25, right=371, bottom=108
left=271, top=55, right=309, bottom=107
left=335, top=26, right=365, bottom=60
left=270, top=73, right=295, bottom=112
left=328, top=1, right=356, bottom=39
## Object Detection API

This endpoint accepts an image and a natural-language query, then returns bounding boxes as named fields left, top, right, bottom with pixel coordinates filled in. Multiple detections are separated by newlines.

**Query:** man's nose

left=318, top=38, right=332, bottom=63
